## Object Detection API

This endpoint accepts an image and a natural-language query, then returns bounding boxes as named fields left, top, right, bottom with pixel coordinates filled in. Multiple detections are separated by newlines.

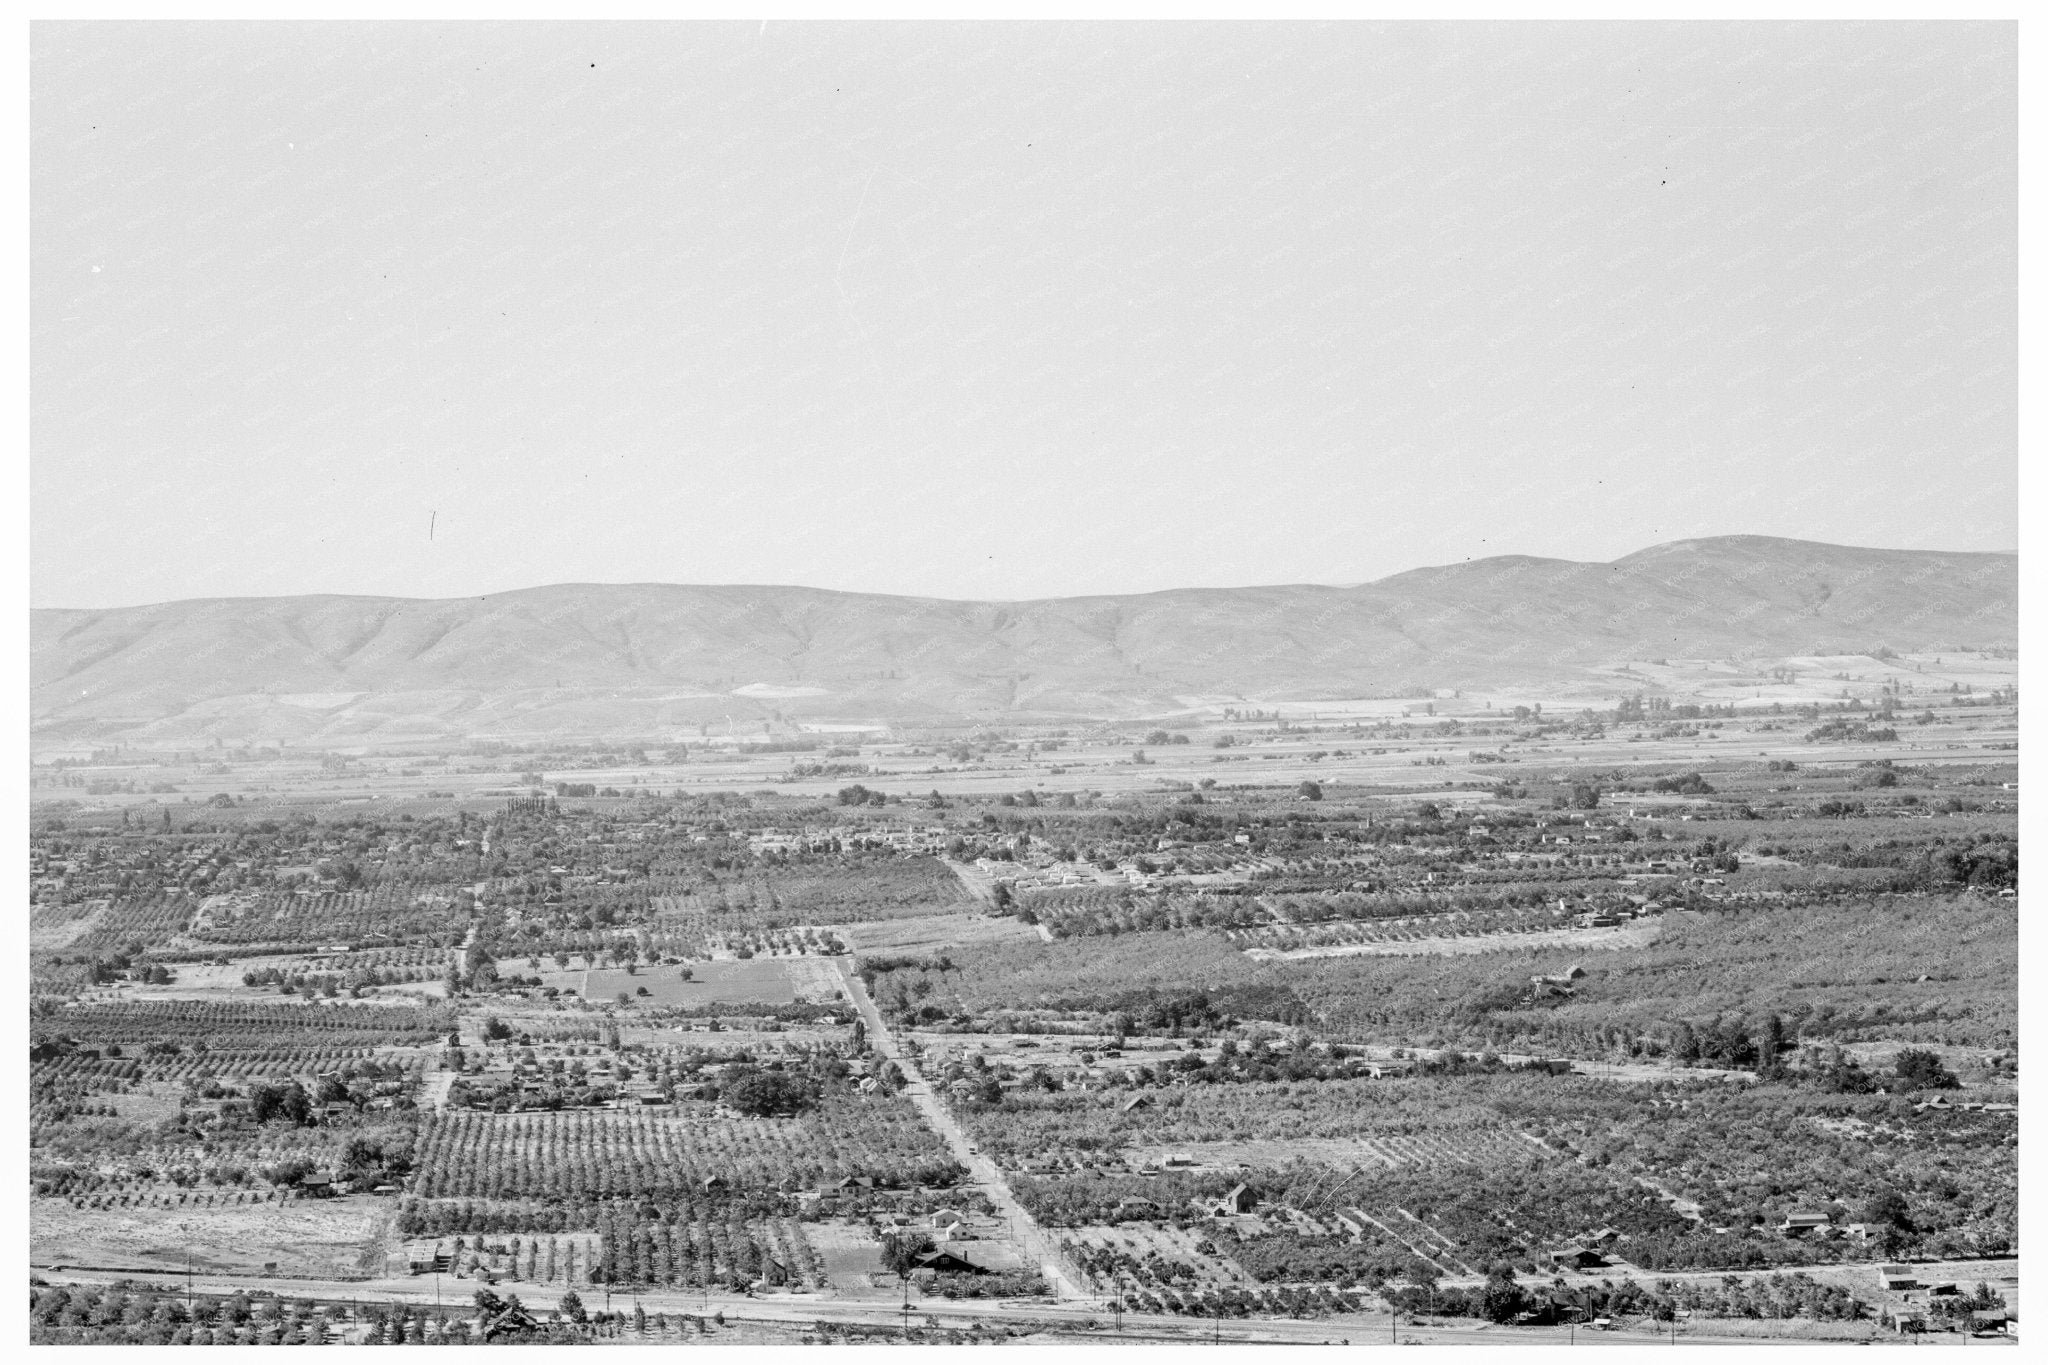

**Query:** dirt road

left=833, top=957, right=1085, bottom=1299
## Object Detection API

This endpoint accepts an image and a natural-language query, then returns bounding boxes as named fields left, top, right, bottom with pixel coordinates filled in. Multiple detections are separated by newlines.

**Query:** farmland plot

left=30, top=1195, right=395, bottom=1280
left=582, top=959, right=796, bottom=1007
left=838, top=912, right=1046, bottom=955
left=412, top=1089, right=961, bottom=1201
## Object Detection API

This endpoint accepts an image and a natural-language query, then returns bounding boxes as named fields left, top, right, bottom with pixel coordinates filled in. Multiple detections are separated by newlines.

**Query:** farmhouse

left=1210, top=1183, right=1258, bottom=1217
left=912, top=1249, right=988, bottom=1277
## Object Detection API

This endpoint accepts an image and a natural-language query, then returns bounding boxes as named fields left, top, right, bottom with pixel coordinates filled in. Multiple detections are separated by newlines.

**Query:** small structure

left=1121, top=1093, right=1153, bottom=1114
left=912, top=1249, right=987, bottom=1277
left=479, top=1300, right=539, bottom=1341
left=1970, top=1309, right=2011, bottom=1335
left=1114, top=1198, right=1165, bottom=1220
left=1548, top=1245, right=1607, bottom=1271
left=1880, top=1304, right=1927, bottom=1335
left=1778, top=1210, right=1832, bottom=1235
left=1878, top=1265, right=1919, bottom=1293
left=300, top=1171, right=336, bottom=1198
left=1210, top=1182, right=1258, bottom=1217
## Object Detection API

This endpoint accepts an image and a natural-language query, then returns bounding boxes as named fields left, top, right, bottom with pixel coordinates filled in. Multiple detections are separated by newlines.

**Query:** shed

left=1880, top=1304, right=1926, bottom=1335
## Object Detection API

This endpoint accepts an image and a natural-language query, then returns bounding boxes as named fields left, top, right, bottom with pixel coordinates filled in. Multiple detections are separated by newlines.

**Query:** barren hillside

left=31, top=536, right=2016, bottom=744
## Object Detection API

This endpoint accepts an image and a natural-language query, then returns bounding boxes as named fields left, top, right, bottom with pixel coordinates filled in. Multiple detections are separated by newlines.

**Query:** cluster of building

left=746, top=824, right=953, bottom=856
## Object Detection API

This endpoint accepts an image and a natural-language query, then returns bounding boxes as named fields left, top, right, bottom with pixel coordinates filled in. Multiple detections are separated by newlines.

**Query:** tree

left=249, top=1080, right=313, bottom=1127
left=1864, top=1187, right=1913, bottom=1239
left=558, top=1291, right=586, bottom=1324
left=1479, top=1265, right=1526, bottom=1323
left=720, top=1069, right=815, bottom=1117
left=1756, top=1014, right=1788, bottom=1078
left=881, top=1231, right=936, bottom=1279
left=1893, top=1048, right=1959, bottom=1091
left=1297, top=781, right=1323, bottom=802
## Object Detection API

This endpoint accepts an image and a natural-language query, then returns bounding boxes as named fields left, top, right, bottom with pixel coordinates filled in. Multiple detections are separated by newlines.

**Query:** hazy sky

left=32, top=21, right=2015, bottom=609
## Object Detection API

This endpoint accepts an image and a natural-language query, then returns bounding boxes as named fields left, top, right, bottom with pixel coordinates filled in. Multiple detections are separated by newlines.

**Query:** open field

left=31, top=1195, right=396, bottom=1280
left=839, top=912, right=1047, bottom=955
left=582, top=959, right=798, bottom=1008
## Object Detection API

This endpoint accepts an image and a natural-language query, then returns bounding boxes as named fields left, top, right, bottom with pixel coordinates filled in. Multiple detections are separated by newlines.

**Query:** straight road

left=833, top=956, right=1086, bottom=1299
left=40, top=1263, right=1951, bottom=1346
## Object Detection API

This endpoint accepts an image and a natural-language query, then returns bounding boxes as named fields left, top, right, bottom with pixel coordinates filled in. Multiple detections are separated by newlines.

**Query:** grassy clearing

left=582, top=959, right=797, bottom=1007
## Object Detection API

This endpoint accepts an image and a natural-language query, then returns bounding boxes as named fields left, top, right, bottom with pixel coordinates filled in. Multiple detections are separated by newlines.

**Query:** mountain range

left=30, top=536, right=2018, bottom=747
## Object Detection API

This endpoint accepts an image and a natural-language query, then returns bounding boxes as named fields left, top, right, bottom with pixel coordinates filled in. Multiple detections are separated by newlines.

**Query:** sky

left=31, top=21, right=2016, bottom=609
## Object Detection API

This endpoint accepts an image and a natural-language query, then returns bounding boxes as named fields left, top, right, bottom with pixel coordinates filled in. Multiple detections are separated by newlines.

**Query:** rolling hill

left=30, top=536, right=2017, bottom=746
